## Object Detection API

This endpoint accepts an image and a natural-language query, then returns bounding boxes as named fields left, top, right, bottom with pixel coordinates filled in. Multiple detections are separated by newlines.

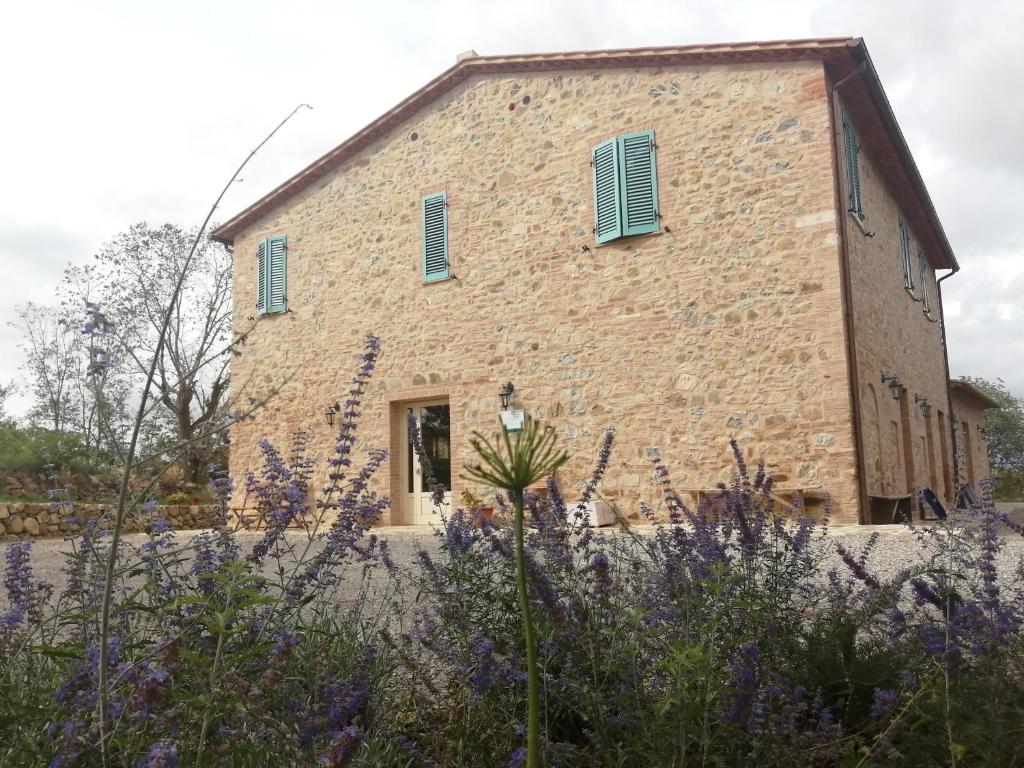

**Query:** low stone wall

left=0, top=503, right=220, bottom=541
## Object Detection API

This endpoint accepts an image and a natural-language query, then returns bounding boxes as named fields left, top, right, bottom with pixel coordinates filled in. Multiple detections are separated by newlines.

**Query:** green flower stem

left=512, top=488, right=541, bottom=768
left=463, top=415, right=568, bottom=768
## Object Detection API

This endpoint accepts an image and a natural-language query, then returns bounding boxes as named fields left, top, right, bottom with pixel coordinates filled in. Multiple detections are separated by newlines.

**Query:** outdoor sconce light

left=881, top=371, right=903, bottom=401
left=950, top=417, right=961, bottom=430
left=324, top=402, right=340, bottom=427
left=498, top=381, right=516, bottom=410
left=914, top=394, right=931, bottom=416
left=979, top=426, right=989, bottom=439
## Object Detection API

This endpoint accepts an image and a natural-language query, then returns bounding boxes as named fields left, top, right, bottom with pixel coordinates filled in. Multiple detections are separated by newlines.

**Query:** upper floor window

left=842, top=115, right=864, bottom=220
left=918, top=250, right=931, bottom=313
left=898, top=216, right=915, bottom=292
left=421, top=192, right=450, bottom=282
left=257, top=235, right=287, bottom=315
left=592, top=130, right=659, bottom=244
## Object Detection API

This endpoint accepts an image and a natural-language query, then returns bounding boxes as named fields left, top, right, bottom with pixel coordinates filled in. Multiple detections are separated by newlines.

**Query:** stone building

left=213, top=37, right=991, bottom=525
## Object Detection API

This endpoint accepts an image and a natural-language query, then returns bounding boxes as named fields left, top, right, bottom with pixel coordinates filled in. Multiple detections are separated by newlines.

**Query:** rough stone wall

left=228, top=60, right=861, bottom=524
left=837, top=98, right=954, bottom=513
left=0, top=503, right=221, bottom=540
left=949, top=393, right=993, bottom=486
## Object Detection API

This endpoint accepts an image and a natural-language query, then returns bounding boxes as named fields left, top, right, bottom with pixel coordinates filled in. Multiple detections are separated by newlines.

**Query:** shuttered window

left=421, top=192, right=449, bottom=282
left=257, top=235, right=287, bottom=315
left=257, top=239, right=267, bottom=315
left=919, top=251, right=931, bottom=312
left=898, top=216, right=915, bottom=291
left=593, top=138, right=622, bottom=243
left=592, top=130, right=658, bottom=244
left=842, top=114, right=864, bottom=220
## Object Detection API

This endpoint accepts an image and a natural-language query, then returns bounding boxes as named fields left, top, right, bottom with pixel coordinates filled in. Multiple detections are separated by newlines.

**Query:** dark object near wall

left=920, top=488, right=947, bottom=521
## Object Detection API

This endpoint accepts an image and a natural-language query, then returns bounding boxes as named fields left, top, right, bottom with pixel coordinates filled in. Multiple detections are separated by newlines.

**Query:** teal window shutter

left=256, top=239, right=267, bottom=315
left=918, top=251, right=930, bottom=312
left=898, top=217, right=914, bottom=291
left=422, top=192, right=449, bottom=282
left=592, top=138, right=622, bottom=243
left=843, top=115, right=863, bottom=219
left=267, top=236, right=287, bottom=313
left=618, top=130, right=659, bottom=237
left=257, top=236, right=287, bottom=315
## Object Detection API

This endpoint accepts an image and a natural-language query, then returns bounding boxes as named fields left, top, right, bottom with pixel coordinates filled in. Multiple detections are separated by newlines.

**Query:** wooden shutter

left=919, top=251, right=930, bottom=311
left=899, top=217, right=914, bottom=291
left=256, top=239, right=268, bottom=314
left=843, top=116, right=863, bottom=218
left=592, top=138, right=622, bottom=244
left=618, top=130, right=659, bottom=236
left=422, top=192, right=449, bottom=282
left=266, top=236, right=287, bottom=313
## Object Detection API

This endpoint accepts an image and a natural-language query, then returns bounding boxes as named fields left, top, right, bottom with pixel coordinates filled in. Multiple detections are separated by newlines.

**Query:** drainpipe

left=937, top=268, right=960, bottom=496
left=827, top=61, right=870, bottom=523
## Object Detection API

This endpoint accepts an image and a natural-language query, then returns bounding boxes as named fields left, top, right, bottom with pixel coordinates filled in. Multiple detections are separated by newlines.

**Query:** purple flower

left=869, top=688, right=899, bottom=720
left=835, top=542, right=881, bottom=590
left=136, top=741, right=178, bottom=768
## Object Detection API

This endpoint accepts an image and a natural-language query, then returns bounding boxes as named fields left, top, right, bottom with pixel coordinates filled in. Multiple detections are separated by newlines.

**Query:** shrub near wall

left=0, top=503, right=220, bottom=540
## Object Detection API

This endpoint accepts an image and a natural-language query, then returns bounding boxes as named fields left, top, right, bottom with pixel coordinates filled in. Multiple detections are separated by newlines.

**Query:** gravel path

left=6, top=514, right=1024, bottom=612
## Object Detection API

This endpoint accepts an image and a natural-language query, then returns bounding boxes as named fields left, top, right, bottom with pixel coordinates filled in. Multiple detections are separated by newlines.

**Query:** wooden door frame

left=388, top=390, right=453, bottom=525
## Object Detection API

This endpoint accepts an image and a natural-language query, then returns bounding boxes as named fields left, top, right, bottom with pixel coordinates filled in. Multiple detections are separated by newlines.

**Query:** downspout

left=937, top=268, right=960, bottom=495
left=827, top=61, right=870, bottom=523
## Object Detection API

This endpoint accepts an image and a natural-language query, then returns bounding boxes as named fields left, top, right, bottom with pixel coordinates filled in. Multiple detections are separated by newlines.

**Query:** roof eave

left=949, top=379, right=1001, bottom=410
left=844, top=39, right=959, bottom=272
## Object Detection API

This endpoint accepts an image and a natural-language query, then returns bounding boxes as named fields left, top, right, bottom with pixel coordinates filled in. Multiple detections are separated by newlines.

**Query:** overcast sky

left=2, top=0, right=1022, bottom=416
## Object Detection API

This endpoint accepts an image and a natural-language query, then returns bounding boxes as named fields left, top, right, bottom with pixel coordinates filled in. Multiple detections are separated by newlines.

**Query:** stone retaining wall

left=0, top=502, right=220, bottom=540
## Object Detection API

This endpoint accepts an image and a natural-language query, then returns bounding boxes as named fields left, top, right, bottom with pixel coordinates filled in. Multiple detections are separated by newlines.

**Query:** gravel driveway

left=6, top=510, right=1024, bottom=612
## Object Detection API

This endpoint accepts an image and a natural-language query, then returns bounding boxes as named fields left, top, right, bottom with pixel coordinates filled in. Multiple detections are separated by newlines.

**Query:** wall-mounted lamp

left=950, top=417, right=961, bottom=430
left=498, top=381, right=516, bottom=410
left=881, top=371, right=903, bottom=401
left=914, top=394, right=931, bottom=416
left=979, top=426, right=989, bottom=439
left=324, top=402, right=341, bottom=427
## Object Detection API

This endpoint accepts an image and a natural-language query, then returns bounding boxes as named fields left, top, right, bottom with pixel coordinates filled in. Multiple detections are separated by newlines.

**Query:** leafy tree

left=0, top=381, right=13, bottom=425
left=10, top=302, right=131, bottom=468
left=9, top=303, right=85, bottom=456
left=63, top=222, right=233, bottom=482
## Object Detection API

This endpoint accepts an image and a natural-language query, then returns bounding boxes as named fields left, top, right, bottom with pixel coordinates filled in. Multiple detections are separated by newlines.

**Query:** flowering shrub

left=1, top=336, right=1023, bottom=767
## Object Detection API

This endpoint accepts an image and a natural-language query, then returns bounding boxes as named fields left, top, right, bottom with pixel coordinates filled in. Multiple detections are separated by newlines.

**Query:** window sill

left=422, top=277, right=453, bottom=286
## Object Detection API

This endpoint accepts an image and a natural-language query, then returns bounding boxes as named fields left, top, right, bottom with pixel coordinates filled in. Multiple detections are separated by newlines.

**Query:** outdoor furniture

left=956, top=484, right=980, bottom=510
left=868, top=494, right=913, bottom=524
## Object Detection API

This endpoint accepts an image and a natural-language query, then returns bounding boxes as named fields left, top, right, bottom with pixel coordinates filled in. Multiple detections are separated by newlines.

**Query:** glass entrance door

left=405, top=402, right=452, bottom=524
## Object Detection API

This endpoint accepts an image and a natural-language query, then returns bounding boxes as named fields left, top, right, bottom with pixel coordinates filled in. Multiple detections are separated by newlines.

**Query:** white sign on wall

left=499, top=409, right=525, bottom=432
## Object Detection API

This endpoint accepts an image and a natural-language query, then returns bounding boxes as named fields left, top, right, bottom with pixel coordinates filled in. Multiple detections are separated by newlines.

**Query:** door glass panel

left=407, top=408, right=414, bottom=494
left=420, top=404, right=451, bottom=491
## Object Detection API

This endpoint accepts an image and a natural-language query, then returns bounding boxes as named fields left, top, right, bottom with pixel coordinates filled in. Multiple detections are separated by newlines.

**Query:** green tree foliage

left=63, top=222, right=233, bottom=482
